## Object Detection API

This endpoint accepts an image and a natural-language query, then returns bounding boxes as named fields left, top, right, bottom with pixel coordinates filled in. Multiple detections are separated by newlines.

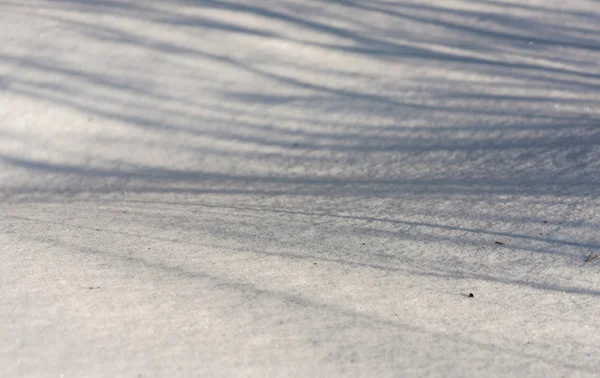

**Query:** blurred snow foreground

left=1, top=0, right=600, bottom=376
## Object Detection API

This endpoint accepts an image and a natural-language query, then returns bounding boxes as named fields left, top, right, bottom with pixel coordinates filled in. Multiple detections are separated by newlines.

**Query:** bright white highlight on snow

left=1, top=0, right=600, bottom=376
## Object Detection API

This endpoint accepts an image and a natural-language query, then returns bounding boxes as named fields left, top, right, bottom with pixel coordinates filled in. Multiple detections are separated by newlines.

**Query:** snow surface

left=1, top=0, right=600, bottom=376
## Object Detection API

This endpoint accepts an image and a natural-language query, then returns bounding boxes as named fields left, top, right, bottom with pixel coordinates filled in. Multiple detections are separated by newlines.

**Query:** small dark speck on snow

left=494, top=241, right=504, bottom=245
left=468, top=293, right=474, bottom=298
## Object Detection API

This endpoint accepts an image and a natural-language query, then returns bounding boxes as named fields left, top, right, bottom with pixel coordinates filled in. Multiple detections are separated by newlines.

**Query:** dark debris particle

left=468, top=293, right=474, bottom=298
left=88, top=286, right=100, bottom=289
left=543, top=221, right=548, bottom=224
left=362, top=243, right=365, bottom=246
left=313, top=262, right=317, bottom=265
left=494, top=241, right=504, bottom=245
left=292, top=143, right=299, bottom=148
left=96, top=229, right=100, bottom=231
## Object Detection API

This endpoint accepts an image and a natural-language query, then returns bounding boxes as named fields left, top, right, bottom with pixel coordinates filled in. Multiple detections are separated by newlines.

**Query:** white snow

left=1, top=0, right=600, bottom=376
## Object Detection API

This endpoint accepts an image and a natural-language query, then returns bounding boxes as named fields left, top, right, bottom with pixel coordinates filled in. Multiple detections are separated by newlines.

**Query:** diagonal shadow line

left=243, top=245, right=600, bottom=297
left=1, top=203, right=578, bottom=260
left=14, top=230, right=596, bottom=372
left=189, top=0, right=600, bottom=81
left=331, top=0, right=600, bottom=52
left=11, top=83, right=600, bottom=156
left=124, top=200, right=600, bottom=254
left=9, top=83, right=600, bottom=163
left=12, top=71, right=593, bottom=143
left=3, top=176, right=600, bottom=201
left=6, top=208, right=599, bottom=298
left=6, top=0, right=600, bottom=96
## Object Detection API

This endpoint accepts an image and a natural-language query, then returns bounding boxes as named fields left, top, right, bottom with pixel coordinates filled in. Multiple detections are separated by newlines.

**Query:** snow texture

left=1, top=0, right=600, bottom=376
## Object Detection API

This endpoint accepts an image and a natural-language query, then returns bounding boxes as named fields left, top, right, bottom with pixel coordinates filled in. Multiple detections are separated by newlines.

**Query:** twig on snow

left=585, top=252, right=599, bottom=263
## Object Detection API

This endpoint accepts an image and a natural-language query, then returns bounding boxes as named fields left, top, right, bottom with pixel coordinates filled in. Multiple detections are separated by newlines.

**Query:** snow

left=1, top=0, right=600, bottom=376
